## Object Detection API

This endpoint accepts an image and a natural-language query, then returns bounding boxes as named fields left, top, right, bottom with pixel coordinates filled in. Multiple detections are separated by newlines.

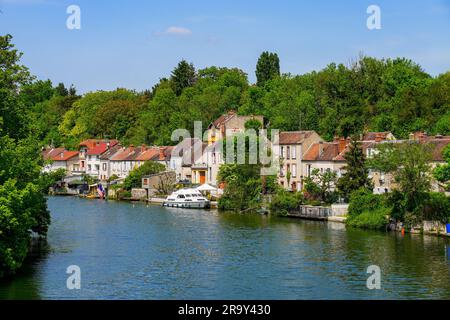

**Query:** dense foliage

left=13, top=52, right=449, bottom=151
left=0, top=35, right=50, bottom=277
left=346, top=189, right=390, bottom=230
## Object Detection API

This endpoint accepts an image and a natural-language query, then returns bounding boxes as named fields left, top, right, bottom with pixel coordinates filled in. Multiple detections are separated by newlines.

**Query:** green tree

left=336, top=137, right=373, bottom=200
left=304, top=168, right=338, bottom=204
left=255, top=51, right=280, bottom=87
left=170, top=60, right=196, bottom=96
left=123, top=161, right=166, bottom=190
left=369, top=141, right=433, bottom=212
left=433, top=144, right=450, bottom=190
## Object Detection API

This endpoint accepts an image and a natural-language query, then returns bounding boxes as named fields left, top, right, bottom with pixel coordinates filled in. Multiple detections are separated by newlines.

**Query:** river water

left=0, top=196, right=449, bottom=299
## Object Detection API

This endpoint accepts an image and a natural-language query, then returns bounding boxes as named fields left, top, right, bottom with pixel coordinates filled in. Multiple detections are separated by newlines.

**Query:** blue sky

left=1, top=0, right=450, bottom=93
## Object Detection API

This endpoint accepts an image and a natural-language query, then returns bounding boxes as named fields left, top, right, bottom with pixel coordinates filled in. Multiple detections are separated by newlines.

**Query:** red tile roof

left=303, top=143, right=341, bottom=161
left=42, top=147, right=65, bottom=160
left=278, top=131, right=315, bottom=145
left=51, top=150, right=79, bottom=161
left=79, top=139, right=119, bottom=151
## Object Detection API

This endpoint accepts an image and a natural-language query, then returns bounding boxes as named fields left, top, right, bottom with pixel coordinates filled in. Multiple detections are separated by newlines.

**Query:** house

left=99, top=144, right=122, bottom=181
left=42, top=147, right=79, bottom=174
left=78, top=139, right=119, bottom=176
left=170, top=138, right=204, bottom=182
left=109, top=145, right=142, bottom=179
left=303, top=138, right=348, bottom=190
left=274, top=131, right=323, bottom=191
left=206, top=110, right=264, bottom=145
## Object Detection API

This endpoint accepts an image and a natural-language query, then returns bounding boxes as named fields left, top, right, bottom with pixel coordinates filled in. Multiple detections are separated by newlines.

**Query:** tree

left=0, top=34, right=33, bottom=139
left=304, top=168, right=338, bottom=203
left=170, top=60, right=196, bottom=96
left=337, top=137, right=373, bottom=200
left=369, top=141, right=433, bottom=212
left=433, top=144, right=450, bottom=190
left=123, top=161, right=165, bottom=190
left=256, top=51, right=280, bottom=87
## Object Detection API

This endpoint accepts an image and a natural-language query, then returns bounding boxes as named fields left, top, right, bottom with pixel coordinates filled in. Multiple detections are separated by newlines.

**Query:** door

left=200, top=171, right=206, bottom=184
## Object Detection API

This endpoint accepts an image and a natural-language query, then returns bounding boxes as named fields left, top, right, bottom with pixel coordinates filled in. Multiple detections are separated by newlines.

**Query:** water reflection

left=0, top=197, right=448, bottom=299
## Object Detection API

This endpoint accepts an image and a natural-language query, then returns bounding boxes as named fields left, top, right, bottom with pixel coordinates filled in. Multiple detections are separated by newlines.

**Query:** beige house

left=274, top=131, right=323, bottom=191
left=206, top=110, right=264, bottom=145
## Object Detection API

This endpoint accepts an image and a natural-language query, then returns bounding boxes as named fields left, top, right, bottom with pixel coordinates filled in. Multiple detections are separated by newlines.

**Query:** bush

left=347, top=188, right=386, bottom=216
left=346, top=207, right=390, bottom=230
left=422, top=192, right=450, bottom=223
left=346, top=188, right=390, bottom=230
left=270, top=190, right=303, bottom=216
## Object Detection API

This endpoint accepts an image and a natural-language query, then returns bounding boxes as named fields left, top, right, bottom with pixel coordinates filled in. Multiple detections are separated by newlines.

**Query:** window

left=88, top=164, right=91, bottom=171
left=102, top=163, right=107, bottom=171
left=292, top=164, right=297, bottom=178
left=286, top=146, right=290, bottom=159
left=307, top=164, right=311, bottom=177
left=280, top=146, right=284, bottom=158
left=280, top=165, right=284, bottom=177
left=291, top=146, right=296, bottom=159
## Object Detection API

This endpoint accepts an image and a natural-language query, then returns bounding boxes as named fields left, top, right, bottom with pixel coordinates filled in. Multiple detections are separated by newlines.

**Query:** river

left=0, top=196, right=449, bottom=299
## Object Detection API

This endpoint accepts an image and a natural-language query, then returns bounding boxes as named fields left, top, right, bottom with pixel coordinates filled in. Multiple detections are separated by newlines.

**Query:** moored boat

left=163, top=188, right=210, bottom=208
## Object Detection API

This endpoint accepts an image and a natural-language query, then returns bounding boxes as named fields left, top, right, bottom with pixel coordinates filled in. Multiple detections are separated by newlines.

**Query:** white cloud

left=155, top=26, right=192, bottom=36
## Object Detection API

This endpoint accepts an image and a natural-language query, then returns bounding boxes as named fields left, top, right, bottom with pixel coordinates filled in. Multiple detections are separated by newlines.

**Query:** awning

left=196, top=183, right=217, bottom=191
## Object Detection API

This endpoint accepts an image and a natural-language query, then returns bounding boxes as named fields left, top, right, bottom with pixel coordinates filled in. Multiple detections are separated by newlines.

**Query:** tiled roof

left=334, top=141, right=375, bottom=161
left=109, top=146, right=139, bottom=161
left=278, top=131, right=315, bottom=145
left=211, top=111, right=237, bottom=128
left=99, top=144, right=122, bottom=160
left=303, top=143, right=340, bottom=161
left=42, top=147, right=65, bottom=160
left=362, top=132, right=391, bottom=141
left=135, top=147, right=160, bottom=161
left=79, top=139, right=119, bottom=151
left=51, top=150, right=79, bottom=161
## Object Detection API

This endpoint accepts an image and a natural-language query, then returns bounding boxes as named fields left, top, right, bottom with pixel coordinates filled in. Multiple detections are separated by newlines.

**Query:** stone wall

left=131, top=188, right=147, bottom=201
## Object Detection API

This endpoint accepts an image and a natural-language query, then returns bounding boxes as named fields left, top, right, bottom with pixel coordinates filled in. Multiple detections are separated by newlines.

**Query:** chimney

left=141, top=144, right=146, bottom=152
left=333, top=135, right=339, bottom=143
left=409, top=133, right=415, bottom=141
left=159, top=147, right=166, bottom=161
left=106, top=142, right=110, bottom=149
left=338, top=138, right=347, bottom=153
left=435, top=134, right=443, bottom=139
left=319, top=141, right=324, bottom=157
left=129, top=145, right=134, bottom=151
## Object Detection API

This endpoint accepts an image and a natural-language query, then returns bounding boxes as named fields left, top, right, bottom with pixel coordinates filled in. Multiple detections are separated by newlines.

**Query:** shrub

left=346, top=188, right=390, bottom=230
left=346, top=207, right=390, bottom=230
left=422, top=192, right=450, bottom=223
left=270, top=190, right=303, bottom=216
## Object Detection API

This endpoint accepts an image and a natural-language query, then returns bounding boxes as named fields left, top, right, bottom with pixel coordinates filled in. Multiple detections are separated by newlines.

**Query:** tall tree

left=337, top=137, right=373, bottom=200
left=255, top=51, right=280, bottom=87
left=170, top=60, right=196, bottom=96
left=0, top=34, right=33, bottom=139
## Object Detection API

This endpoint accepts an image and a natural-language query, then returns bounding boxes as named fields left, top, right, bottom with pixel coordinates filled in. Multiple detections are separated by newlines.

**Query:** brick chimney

left=129, top=145, right=134, bottom=152
left=338, top=138, right=347, bottom=153
left=141, top=144, right=146, bottom=152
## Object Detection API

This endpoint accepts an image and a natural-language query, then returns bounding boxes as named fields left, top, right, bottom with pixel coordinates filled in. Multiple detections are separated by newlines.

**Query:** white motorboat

left=163, top=188, right=210, bottom=208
